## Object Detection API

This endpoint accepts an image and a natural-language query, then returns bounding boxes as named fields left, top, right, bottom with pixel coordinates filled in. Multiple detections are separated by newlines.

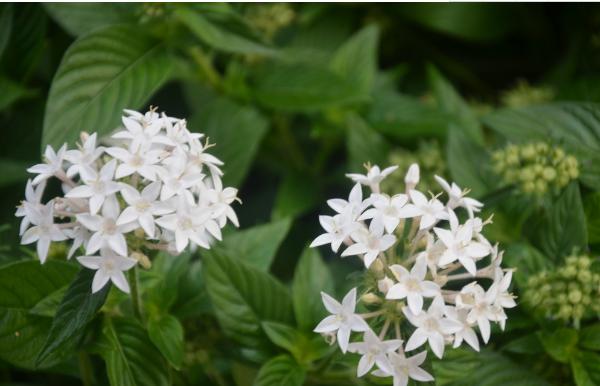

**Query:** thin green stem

left=128, top=267, right=143, bottom=322
left=78, top=351, right=93, bottom=386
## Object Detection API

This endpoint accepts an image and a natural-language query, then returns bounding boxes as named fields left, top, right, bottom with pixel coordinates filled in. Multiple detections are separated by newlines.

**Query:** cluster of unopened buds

left=16, top=108, right=239, bottom=293
left=311, top=163, right=516, bottom=385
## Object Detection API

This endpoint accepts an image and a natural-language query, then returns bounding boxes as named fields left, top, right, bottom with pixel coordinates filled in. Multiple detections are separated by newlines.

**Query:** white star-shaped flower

left=113, top=114, right=164, bottom=150
left=434, top=210, right=489, bottom=275
left=117, top=182, right=172, bottom=238
left=66, top=159, right=121, bottom=214
left=455, top=283, right=496, bottom=343
left=359, top=193, right=412, bottom=233
left=327, top=183, right=370, bottom=220
left=77, top=248, right=137, bottom=293
left=342, top=218, right=396, bottom=268
left=348, top=329, right=402, bottom=377
left=20, top=201, right=67, bottom=263
left=435, top=175, right=483, bottom=217
left=311, top=211, right=357, bottom=252
left=403, top=296, right=462, bottom=358
left=346, top=165, right=398, bottom=192
left=64, top=133, right=104, bottom=178
left=27, top=144, right=67, bottom=185
left=404, top=189, right=448, bottom=229
left=313, top=288, right=369, bottom=353
left=445, top=305, right=480, bottom=351
left=16, top=179, right=46, bottom=235
left=386, top=256, right=440, bottom=314
left=372, top=351, right=434, bottom=386
left=105, top=143, right=163, bottom=181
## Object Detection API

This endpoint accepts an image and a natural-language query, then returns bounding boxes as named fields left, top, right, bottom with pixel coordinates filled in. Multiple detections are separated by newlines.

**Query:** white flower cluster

left=16, top=108, right=239, bottom=293
left=311, top=164, right=516, bottom=386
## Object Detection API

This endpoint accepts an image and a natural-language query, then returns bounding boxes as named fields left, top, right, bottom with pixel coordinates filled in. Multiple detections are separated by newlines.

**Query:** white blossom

left=20, top=201, right=67, bottom=263
left=77, top=248, right=137, bottom=293
left=373, top=351, right=434, bottom=386
left=346, top=165, right=398, bottom=192
left=348, top=329, right=402, bottom=377
left=342, top=218, right=396, bottom=268
left=66, top=159, right=121, bottom=215
left=27, top=144, right=67, bottom=185
left=386, top=257, right=440, bottom=314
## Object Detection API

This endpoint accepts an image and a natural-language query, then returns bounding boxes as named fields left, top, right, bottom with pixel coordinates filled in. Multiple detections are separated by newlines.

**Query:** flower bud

left=404, top=163, right=420, bottom=190
left=131, top=251, right=152, bottom=269
left=378, top=276, right=394, bottom=295
left=361, top=292, right=381, bottom=305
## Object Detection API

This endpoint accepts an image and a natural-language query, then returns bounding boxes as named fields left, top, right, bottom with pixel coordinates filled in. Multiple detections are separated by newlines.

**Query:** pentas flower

left=17, top=108, right=239, bottom=294
left=311, top=163, right=515, bottom=385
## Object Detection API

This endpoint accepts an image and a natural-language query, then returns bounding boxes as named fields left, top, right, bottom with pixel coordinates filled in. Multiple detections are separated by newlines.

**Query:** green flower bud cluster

left=492, top=142, right=579, bottom=196
left=245, top=4, right=295, bottom=40
left=381, top=140, right=446, bottom=194
left=525, top=255, right=600, bottom=326
left=501, top=80, right=554, bottom=108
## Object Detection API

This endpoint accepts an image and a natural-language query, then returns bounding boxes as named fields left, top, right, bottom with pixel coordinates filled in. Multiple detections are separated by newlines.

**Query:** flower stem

left=78, top=351, right=93, bottom=386
left=128, top=267, right=143, bottom=322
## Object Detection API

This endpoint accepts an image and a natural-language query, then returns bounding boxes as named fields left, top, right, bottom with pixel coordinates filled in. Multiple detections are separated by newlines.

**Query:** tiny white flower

left=204, top=176, right=239, bottom=228
left=105, top=143, right=163, bottom=181
left=113, top=115, right=164, bottom=150
left=66, top=225, right=91, bottom=259
left=377, top=276, right=395, bottom=295
left=27, top=144, right=67, bottom=185
left=372, top=351, right=434, bottom=386
left=313, top=288, right=369, bottom=353
left=348, top=329, right=402, bottom=377
left=404, top=296, right=462, bottom=358
left=16, top=179, right=46, bottom=235
left=20, top=201, right=67, bottom=263
left=359, top=193, right=411, bottom=233
left=434, top=210, right=489, bottom=275
left=77, top=248, right=137, bottom=293
left=435, top=175, right=483, bottom=217
left=455, top=283, right=496, bottom=343
left=342, top=218, right=396, bottom=268
left=346, top=165, right=398, bottom=193
left=405, top=189, right=448, bottom=229
left=327, top=183, right=370, bottom=220
left=64, top=133, right=104, bottom=178
left=387, top=257, right=440, bottom=314
left=311, top=213, right=356, bottom=252
left=76, top=196, right=136, bottom=256
left=66, top=159, right=121, bottom=215
left=445, top=306, right=480, bottom=351
left=117, top=182, right=171, bottom=238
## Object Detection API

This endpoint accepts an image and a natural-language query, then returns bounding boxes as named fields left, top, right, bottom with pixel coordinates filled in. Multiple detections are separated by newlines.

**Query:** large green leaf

left=446, top=124, right=490, bottom=198
left=527, top=182, right=587, bottom=261
left=434, top=348, right=550, bottom=386
left=292, top=247, right=334, bottom=332
left=36, top=267, right=111, bottom=365
left=330, top=25, right=379, bottom=96
left=3, top=4, right=46, bottom=80
left=203, top=251, right=293, bottom=347
left=538, top=328, right=579, bottom=364
left=571, top=350, right=600, bottom=386
left=175, top=7, right=274, bottom=56
left=253, top=355, right=306, bottom=386
left=213, top=218, right=292, bottom=271
left=272, top=172, right=321, bottom=220
left=43, top=25, right=173, bottom=148
left=483, top=103, right=600, bottom=190
left=99, top=317, right=170, bottom=386
left=262, top=321, right=330, bottom=365
left=0, top=260, right=77, bottom=369
left=253, top=62, right=365, bottom=111
left=0, top=4, right=13, bottom=61
left=427, top=64, right=483, bottom=143
left=346, top=113, right=390, bottom=172
left=367, top=90, right=450, bottom=140
left=190, top=97, right=269, bottom=187
left=579, top=324, right=600, bottom=351
left=147, top=314, right=184, bottom=369
left=44, top=3, right=137, bottom=36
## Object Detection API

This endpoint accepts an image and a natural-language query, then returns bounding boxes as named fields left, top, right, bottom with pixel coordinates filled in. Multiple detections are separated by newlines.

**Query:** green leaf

left=3, top=5, right=46, bottom=80
left=446, top=124, right=490, bottom=198
left=0, top=4, right=13, bottom=61
left=396, top=4, right=516, bottom=43
left=501, top=333, right=544, bottom=355
left=0, top=260, right=77, bottom=369
left=261, top=321, right=330, bottom=365
left=483, top=103, right=600, bottom=190
left=0, top=158, right=30, bottom=188
left=214, top=218, right=292, bottom=271
left=171, top=260, right=211, bottom=319
left=367, top=90, right=450, bottom=140
left=528, top=182, right=587, bottom=261
left=330, top=25, right=379, bottom=95
left=427, top=64, right=483, bottom=143
left=189, top=97, right=268, bottom=187
left=44, top=3, right=138, bottom=36
left=584, top=192, right=600, bottom=245
left=99, top=317, right=169, bottom=386
left=261, top=322, right=303, bottom=356
left=253, top=355, right=306, bottom=386
left=147, top=314, right=184, bottom=369
left=175, top=7, right=274, bottom=56
left=203, top=251, right=293, bottom=347
left=434, top=348, right=550, bottom=386
left=0, top=77, right=35, bottom=111
left=253, top=62, right=365, bottom=111
left=29, top=286, right=68, bottom=318
left=579, top=324, right=600, bottom=351
left=43, top=25, right=173, bottom=148
left=272, top=172, right=321, bottom=220
left=538, top=328, right=579, bottom=364
left=502, top=243, right=552, bottom=289
left=571, top=350, right=600, bottom=386
left=292, top=247, right=333, bottom=332
left=36, top=267, right=111, bottom=365
left=346, top=113, right=390, bottom=172
left=145, top=252, right=191, bottom=313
